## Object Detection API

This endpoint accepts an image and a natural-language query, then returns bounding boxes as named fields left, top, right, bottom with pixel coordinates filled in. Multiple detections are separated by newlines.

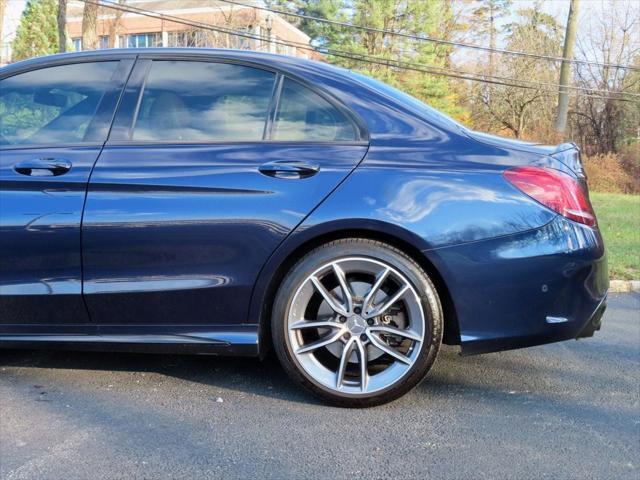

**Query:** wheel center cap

left=347, top=314, right=367, bottom=335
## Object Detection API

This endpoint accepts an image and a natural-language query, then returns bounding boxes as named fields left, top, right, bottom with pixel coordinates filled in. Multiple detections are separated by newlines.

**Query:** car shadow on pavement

left=0, top=347, right=321, bottom=405
left=0, top=335, right=636, bottom=412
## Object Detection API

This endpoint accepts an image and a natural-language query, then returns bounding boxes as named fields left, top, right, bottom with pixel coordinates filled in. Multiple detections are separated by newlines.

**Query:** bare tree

left=161, top=4, right=260, bottom=50
left=82, top=0, right=99, bottom=50
left=570, top=0, right=640, bottom=154
left=470, top=7, right=562, bottom=139
left=57, top=0, right=67, bottom=52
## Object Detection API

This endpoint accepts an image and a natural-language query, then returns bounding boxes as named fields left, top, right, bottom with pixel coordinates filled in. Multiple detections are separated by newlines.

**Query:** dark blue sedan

left=0, top=49, right=608, bottom=406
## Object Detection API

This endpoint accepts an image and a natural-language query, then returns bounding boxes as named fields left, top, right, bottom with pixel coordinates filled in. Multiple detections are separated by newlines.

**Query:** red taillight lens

left=504, top=166, right=596, bottom=227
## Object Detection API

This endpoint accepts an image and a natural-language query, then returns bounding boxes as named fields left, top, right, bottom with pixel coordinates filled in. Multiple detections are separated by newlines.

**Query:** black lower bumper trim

left=576, top=294, right=607, bottom=339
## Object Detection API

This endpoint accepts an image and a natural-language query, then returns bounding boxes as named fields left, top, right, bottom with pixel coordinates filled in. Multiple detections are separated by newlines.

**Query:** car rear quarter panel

left=302, top=141, right=558, bottom=250
left=247, top=136, right=555, bottom=343
left=251, top=131, right=606, bottom=354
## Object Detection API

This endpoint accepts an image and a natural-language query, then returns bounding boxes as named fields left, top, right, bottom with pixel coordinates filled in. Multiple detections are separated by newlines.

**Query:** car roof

left=1, top=48, right=348, bottom=78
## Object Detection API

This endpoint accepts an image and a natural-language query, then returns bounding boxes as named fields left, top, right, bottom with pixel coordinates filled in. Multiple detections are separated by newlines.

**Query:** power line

left=90, top=0, right=639, bottom=101
left=79, top=0, right=638, bottom=102
left=324, top=46, right=639, bottom=98
left=219, top=0, right=639, bottom=72
left=326, top=47, right=638, bottom=99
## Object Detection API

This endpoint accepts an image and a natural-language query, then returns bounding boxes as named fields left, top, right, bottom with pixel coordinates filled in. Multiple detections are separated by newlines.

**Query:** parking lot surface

left=1, top=293, right=638, bottom=479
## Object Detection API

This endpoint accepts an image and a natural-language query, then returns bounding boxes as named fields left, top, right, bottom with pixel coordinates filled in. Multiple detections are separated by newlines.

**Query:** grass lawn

left=591, top=192, right=640, bottom=280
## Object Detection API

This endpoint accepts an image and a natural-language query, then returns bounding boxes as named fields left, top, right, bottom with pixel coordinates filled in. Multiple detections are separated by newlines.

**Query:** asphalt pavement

left=1, top=293, right=638, bottom=479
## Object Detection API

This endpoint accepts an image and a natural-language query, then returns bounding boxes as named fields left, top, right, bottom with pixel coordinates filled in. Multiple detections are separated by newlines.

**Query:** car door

left=82, top=58, right=369, bottom=326
left=0, top=58, right=132, bottom=327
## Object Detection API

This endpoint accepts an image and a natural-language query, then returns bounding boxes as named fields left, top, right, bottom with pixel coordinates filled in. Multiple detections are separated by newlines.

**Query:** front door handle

left=259, top=160, right=320, bottom=179
left=14, top=158, right=72, bottom=177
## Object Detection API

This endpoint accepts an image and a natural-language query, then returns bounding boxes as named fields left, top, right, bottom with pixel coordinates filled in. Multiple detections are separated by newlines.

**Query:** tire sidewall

left=272, top=239, right=443, bottom=407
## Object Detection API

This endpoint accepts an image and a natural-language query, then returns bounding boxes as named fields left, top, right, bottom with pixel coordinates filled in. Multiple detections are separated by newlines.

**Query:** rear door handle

left=14, top=158, right=72, bottom=177
left=259, top=160, right=320, bottom=179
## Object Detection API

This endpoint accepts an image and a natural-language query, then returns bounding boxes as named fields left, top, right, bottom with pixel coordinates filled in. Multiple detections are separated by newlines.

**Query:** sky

left=2, top=0, right=27, bottom=42
left=1, top=0, right=637, bottom=58
left=0, top=1, right=612, bottom=38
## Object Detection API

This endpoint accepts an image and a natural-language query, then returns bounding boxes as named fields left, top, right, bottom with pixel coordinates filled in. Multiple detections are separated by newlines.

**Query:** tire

left=272, top=238, right=443, bottom=407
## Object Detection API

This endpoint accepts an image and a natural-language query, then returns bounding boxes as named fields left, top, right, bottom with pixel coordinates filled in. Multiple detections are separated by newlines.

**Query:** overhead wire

left=78, top=0, right=639, bottom=103
left=219, top=0, right=639, bottom=71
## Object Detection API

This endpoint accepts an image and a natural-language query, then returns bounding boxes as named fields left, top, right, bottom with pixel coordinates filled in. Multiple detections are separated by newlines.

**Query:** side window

left=273, top=79, right=357, bottom=142
left=0, top=62, right=119, bottom=147
left=132, top=61, right=276, bottom=142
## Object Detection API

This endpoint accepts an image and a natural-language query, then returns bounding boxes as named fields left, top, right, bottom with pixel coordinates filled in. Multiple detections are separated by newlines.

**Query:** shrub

left=583, top=150, right=640, bottom=194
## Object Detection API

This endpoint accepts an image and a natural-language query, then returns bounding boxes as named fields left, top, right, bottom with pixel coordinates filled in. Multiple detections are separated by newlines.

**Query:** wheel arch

left=252, top=221, right=460, bottom=358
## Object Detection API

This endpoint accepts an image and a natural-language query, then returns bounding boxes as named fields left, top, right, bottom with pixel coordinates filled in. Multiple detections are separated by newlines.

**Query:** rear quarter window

left=272, top=78, right=357, bottom=142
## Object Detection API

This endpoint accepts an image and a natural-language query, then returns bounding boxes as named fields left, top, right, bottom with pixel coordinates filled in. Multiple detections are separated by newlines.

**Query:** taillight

left=504, top=166, right=596, bottom=227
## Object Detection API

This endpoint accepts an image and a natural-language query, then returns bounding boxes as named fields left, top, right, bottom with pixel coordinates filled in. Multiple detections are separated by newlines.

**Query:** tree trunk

left=0, top=0, right=6, bottom=62
left=82, top=1, right=99, bottom=51
left=517, top=112, right=525, bottom=139
left=57, top=0, right=67, bottom=53
left=108, top=7, right=124, bottom=48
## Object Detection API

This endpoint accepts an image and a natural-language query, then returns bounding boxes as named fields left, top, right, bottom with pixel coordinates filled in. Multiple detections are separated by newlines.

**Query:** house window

left=258, top=26, right=272, bottom=50
left=121, top=33, right=162, bottom=48
left=99, top=35, right=110, bottom=49
left=166, top=30, right=210, bottom=48
left=276, top=41, right=293, bottom=56
left=71, top=36, right=110, bottom=51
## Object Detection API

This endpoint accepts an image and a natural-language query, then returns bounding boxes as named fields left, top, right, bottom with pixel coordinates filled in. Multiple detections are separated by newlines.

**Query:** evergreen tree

left=348, top=0, right=466, bottom=118
left=469, top=0, right=512, bottom=72
left=270, top=0, right=467, bottom=120
left=11, top=0, right=58, bottom=61
left=266, top=0, right=349, bottom=49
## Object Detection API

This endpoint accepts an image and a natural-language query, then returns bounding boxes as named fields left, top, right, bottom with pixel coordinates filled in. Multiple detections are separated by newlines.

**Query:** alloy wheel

left=286, top=256, right=426, bottom=395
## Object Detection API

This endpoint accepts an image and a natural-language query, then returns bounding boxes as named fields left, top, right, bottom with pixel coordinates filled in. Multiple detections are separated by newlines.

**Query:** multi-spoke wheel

left=272, top=238, right=443, bottom=407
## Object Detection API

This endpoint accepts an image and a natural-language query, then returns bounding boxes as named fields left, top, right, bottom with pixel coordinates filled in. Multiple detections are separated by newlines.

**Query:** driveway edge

left=609, top=280, right=640, bottom=293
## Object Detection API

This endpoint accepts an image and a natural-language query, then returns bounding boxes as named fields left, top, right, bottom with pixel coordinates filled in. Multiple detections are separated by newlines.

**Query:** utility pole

left=555, top=0, right=580, bottom=134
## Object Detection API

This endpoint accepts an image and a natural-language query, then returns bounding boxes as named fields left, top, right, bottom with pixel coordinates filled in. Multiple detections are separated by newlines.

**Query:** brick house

left=65, top=0, right=321, bottom=59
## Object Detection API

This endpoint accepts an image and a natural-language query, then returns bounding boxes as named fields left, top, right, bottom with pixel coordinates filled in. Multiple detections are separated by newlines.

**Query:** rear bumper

left=426, top=216, right=609, bottom=355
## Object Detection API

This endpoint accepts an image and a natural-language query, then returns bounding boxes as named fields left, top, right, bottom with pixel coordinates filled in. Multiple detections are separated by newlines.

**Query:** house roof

left=66, top=0, right=311, bottom=44
left=68, top=0, right=269, bottom=21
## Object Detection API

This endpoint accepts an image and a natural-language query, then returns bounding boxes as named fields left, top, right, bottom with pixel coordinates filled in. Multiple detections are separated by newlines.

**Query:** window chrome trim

left=0, top=53, right=138, bottom=80
left=0, top=142, right=105, bottom=152
left=104, top=140, right=370, bottom=148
